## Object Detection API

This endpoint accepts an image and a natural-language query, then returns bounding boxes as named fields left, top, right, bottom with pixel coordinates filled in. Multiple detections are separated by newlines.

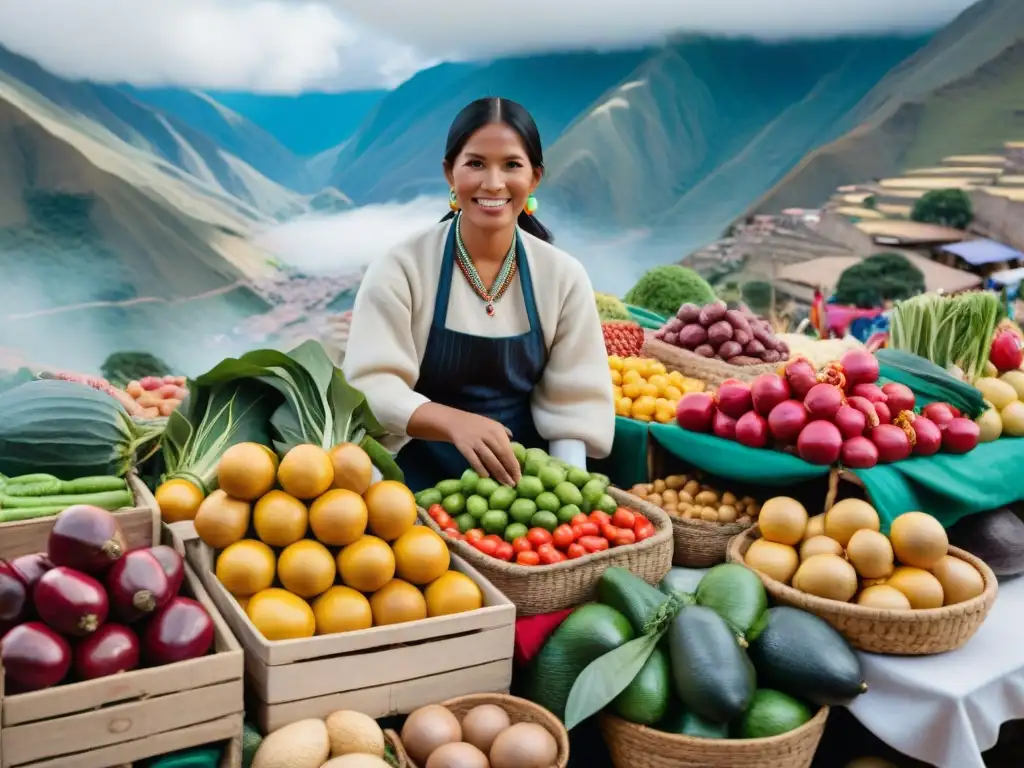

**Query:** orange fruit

left=216, top=539, right=276, bottom=597
left=329, top=442, right=374, bottom=495
left=364, top=481, right=417, bottom=542
left=217, top=442, right=278, bottom=501
left=278, top=444, right=334, bottom=499
left=309, top=489, right=367, bottom=546
left=338, top=535, right=395, bottom=593
left=247, top=588, right=316, bottom=640
left=278, top=539, right=336, bottom=598
left=312, top=585, right=373, bottom=634
left=369, top=579, right=427, bottom=626
left=392, top=527, right=450, bottom=585
left=253, top=490, right=308, bottom=547
left=155, top=478, right=205, bottom=523
left=424, top=571, right=483, bottom=617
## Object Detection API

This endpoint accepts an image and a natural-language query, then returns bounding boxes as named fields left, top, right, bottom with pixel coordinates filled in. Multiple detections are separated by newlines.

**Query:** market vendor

left=343, top=97, right=615, bottom=492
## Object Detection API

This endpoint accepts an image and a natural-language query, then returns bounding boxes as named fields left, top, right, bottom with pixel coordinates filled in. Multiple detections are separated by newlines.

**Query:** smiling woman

left=342, top=97, right=615, bottom=492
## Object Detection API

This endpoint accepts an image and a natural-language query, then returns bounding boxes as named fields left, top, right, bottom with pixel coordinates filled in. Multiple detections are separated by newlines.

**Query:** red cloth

left=514, top=609, right=574, bottom=667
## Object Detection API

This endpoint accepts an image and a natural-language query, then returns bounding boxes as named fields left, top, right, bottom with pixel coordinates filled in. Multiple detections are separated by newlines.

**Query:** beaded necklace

left=454, top=213, right=517, bottom=317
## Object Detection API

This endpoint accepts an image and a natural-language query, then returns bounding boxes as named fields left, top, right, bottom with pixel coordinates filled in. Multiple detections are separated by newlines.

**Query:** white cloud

left=0, top=0, right=979, bottom=93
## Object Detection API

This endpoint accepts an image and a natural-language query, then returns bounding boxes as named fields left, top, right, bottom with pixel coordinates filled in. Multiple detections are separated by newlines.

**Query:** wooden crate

left=180, top=527, right=516, bottom=734
left=0, top=508, right=244, bottom=768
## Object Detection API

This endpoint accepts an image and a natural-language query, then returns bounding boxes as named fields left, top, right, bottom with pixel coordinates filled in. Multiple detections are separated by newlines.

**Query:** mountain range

left=2, top=0, right=1024, bottom=374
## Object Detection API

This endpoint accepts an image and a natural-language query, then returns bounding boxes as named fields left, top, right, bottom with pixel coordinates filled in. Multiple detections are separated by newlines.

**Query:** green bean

left=0, top=505, right=69, bottom=522
left=6, top=476, right=128, bottom=497
left=0, top=490, right=133, bottom=509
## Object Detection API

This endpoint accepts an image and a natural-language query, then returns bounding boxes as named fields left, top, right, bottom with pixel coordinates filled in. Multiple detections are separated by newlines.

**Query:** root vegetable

left=841, top=437, right=878, bottom=468
left=850, top=383, right=887, bottom=404
left=676, top=393, right=716, bottom=432
left=803, top=383, right=844, bottom=422
left=846, top=396, right=880, bottom=428
left=874, top=401, right=891, bottom=425
left=735, top=412, right=769, bottom=448
left=678, top=324, right=708, bottom=348
left=718, top=340, right=743, bottom=359
left=784, top=359, right=817, bottom=400
left=744, top=340, right=766, bottom=357
left=707, top=321, right=734, bottom=346
left=48, top=505, right=125, bottom=575
left=797, top=421, right=843, bottom=465
left=881, top=383, right=915, bottom=414
left=921, top=402, right=955, bottom=429
left=834, top=406, right=867, bottom=439
left=712, top=409, right=738, bottom=440
left=74, top=623, right=140, bottom=680
left=34, top=567, right=110, bottom=636
left=751, top=374, right=791, bottom=416
left=871, top=424, right=911, bottom=463
left=716, top=380, right=753, bottom=419
left=677, top=304, right=702, bottom=323
left=106, top=549, right=172, bottom=622
left=699, top=302, right=727, bottom=326
left=768, top=400, right=809, bottom=444
left=694, top=344, right=715, bottom=358
left=943, top=418, right=980, bottom=454
left=0, top=622, right=71, bottom=692
left=838, top=349, right=880, bottom=387
left=142, top=597, right=215, bottom=665
left=908, top=415, right=942, bottom=456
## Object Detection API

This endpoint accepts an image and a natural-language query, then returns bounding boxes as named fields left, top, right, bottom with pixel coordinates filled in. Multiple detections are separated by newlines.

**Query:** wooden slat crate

left=0, top=508, right=244, bottom=768
left=180, top=526, right=516, bottom=734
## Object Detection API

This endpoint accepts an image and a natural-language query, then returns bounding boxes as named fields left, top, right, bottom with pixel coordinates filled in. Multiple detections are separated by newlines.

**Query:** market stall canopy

left=939, top=238, right=1024, bottom=267
left=854, top=220, right=968, bottom=247
left=989, top=266, right=1024, bottom=287
left=777, top=254, right=982, bottom=295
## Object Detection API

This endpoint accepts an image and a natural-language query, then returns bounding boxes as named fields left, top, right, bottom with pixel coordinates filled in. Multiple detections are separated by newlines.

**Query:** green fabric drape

left=591, top=416, right=651, bottom=489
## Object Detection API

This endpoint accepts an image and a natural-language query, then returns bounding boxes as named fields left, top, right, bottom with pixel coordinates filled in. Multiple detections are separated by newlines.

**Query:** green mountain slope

left=750, top=0, right=1024, bottom=213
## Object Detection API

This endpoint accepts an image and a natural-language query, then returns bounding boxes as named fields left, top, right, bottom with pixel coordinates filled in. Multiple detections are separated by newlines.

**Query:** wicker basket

left=392, top=694, right=569, bottom=768
left=600, top=707, right=828, bottom=768
left=670, top=514, right=754, bottom=568
left=727, top=527, right=998, bottom=655
left=642, top=337, right=782, bottom=388
left=420, top=488, right=673, bottom=615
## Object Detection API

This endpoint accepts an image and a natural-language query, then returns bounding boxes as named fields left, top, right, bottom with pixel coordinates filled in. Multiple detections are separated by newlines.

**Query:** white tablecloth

left=847, top=574, right=1024, bottom=768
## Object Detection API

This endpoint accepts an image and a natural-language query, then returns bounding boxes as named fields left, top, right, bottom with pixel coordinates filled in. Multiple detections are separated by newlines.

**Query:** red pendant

left=485, top=303, right=495, bottom=316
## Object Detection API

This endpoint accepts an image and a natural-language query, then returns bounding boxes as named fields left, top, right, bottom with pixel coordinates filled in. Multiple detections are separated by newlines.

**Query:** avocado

left=597, top=567, right=669, bottom=633
left=735, top=689, right=813, bottom=739
left=656, top=699, right=729, bottom=739
left=694, top=563, right=768, bottom=640
left=525, top=603, right=634, bottom=721
left=747, top=606, right=867, bottom=706
left=611, top=645, right=671, bottom=725
left=667, top=605, right=756, bottom=724
left=659, top=567, right=703, bottom=596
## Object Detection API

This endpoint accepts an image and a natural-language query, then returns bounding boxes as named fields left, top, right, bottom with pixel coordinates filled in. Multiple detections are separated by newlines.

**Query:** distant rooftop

left=939, top=239, right=1024, bottom=267
left=878, top=177, right=980, bottom=190
left=777, top=253, right=982, bottom=295
left=833, top=206, right=885, bottom=220
left=855, top=220, right=967, bottom=245
left=904, top=166, right=1002, bottom=177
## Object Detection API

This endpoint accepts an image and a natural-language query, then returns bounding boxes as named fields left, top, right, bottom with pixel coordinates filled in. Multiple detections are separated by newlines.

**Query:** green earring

left=449, top=188, right=459, bottom=211
left=524, top=194, right=538, bottom=215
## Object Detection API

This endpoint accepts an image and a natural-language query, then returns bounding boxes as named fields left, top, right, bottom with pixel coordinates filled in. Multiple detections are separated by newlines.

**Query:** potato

left=738, top=514, right=753, bottom=525
left=677, top=304, right=702, bottom=324
left=732, top=328, right=752, bottom=347
left=629, top=485, right=646, bottom=496
left=665, top=475, right=686, bottom=490
left=718, top=505, right=739, bottom=523
left=647, top=493, right=663, bottom=506
left=664, top=332, right=679, bottom=345
left=653, top=479, right=667, bottom=493
left=744, top=340, right=766, bottom=357
left=725, top=309, right=752, bottom=332
left=694, top=344, right=715, bottom=358
left=719, top=341, right=743, bottom=359
left=721, top=492, right=737, bottom=506
left=699, top=302, right=727, bottom=327
left=678, top=491, right=694, bottom=504
left=740, top=496, right=757, bottom=508
left=683, top=480, right=700, bottom=496
left=747, top=503, right=762, bottom=517
left=694, top=490, right=718, bottom=506
left=701, top=508, right=719, bottom=522
left=663, top=504, right=677, bottom=515
left=728, top=355, right=764, bottom=366
left=677, top=324, right=708, bottom=349
left=707, top=321, right=734, bottom=346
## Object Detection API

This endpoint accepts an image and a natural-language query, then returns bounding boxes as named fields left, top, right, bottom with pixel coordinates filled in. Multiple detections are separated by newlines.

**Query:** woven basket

left=420, top=488, right=673, bottom=615
left=392, top=694, right=569, bottom=768
left=600, top=707, right=828, bottom=768
left=670, top=514, right=754, bottom=568
left=642, top=336, right=782, bottom=388
left=727, top=527, right=998, bottom=655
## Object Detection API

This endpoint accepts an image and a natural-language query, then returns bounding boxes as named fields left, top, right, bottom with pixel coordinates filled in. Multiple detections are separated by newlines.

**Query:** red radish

left=874, top=402, right=892, bottom=425
left=712, top=409, right=738, bottom=440
left=804, top=383, right=844, bottom=422
left=784, top=358, right=818, bottom=400
left=735, top=412, right=769, bottom=448
left=0, top=622, right=71, bottom=692
left=48, top=506, right=125, bottom=575
left=989, top=330, right=1023, bottom=372
left=0, top=562, right=28, bottom=626
left=834, top=406, right=867, bottom=439
left=841, top=437, right=878, bottom=468
left=676, top=393, right=716, bottom=432
left=34, top=567, right=109, bottom=636
left=148, top=546, right=185, bottom=596
left=948, top=405, right=962, bottom=418
left=106, top=550, right=172, bottom=622
left=8, top=553, right=53, bottom=590
left=142, top=597, right=214, bottom=666
left=908, top=415, right=942, bottom=456
left=921, top=402, right=955, bottom=430
left=74, top=623, right=141, bottom=680
left=881, top=383, right=915, bottom=415
left=846, top=396, right=880, bottom=428
left=943, top=418, right=980, bottom=454
left=750, top=373, right=791, bottom=417
left=839, top=349, right=880, bottom=387
left=716, top=380, right=753, bottom=419
left=871, top=424, right=911, bottom=463
left=768, top=400, right=809, bottom=444
left=851, top=383, right=887, bottom=404
left=797, top=421, right=843, bottom=465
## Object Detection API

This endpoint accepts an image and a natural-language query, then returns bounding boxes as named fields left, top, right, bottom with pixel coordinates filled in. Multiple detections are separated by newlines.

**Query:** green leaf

left=564, top=631, right=662, bottom=731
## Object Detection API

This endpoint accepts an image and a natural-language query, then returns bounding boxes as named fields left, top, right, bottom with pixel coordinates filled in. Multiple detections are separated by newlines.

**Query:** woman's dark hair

left=440, top=97, right=553, bottom=243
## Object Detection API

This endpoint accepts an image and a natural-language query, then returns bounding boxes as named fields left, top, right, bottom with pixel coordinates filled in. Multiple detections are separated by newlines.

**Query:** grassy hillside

left=751, top=0, right=1024, bottom=213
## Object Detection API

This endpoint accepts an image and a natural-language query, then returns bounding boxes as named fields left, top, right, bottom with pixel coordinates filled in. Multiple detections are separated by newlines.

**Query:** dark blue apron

left=397, top=221, right=548, bottom=492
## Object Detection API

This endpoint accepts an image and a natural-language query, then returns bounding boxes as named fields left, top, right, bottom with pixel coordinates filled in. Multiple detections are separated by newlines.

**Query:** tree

left=101, top=352, right=173, bottom=387
left=833, top=252, right=925, bottom=309
left=741, top=280, right=773, bottom=313
left=911, top=189, right=973, bottom=230
left=624, top=265, right=717, bottom=317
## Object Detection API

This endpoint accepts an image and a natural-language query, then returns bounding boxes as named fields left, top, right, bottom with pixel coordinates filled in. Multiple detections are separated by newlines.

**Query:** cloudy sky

left=0, top=0, right=980, bottom=93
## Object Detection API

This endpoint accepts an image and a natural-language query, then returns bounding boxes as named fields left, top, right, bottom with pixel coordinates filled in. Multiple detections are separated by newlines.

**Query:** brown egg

left=489, top=722, right=558, bottom=768
left=460, top=704, right=511, bottom=754
left=401, top=705, right=462, bottom=765
left=426, top=742, right=490, bottom=768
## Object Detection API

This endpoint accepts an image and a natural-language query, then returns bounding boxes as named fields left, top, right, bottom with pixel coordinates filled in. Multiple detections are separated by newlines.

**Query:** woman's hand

left=407, top=403, right=521, bottom=486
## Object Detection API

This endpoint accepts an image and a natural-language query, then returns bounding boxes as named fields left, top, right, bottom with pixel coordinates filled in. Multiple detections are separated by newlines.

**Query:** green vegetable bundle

left=0, top=473, right=131, bottom=522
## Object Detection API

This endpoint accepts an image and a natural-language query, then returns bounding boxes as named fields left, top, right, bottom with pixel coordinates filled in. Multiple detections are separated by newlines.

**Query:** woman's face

left=445, top=122, right=542, bottom=233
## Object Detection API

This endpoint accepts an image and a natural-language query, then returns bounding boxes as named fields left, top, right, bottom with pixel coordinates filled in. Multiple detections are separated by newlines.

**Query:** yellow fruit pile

left=744, top=497, right=986, bottom=610
left=609, top=356, right=706, bottom=423
left=191, top=442, right=483, bottom=641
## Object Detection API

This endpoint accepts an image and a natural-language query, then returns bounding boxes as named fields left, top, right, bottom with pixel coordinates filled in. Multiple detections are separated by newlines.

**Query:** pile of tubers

left=627, top=474, right=761, bottom=525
